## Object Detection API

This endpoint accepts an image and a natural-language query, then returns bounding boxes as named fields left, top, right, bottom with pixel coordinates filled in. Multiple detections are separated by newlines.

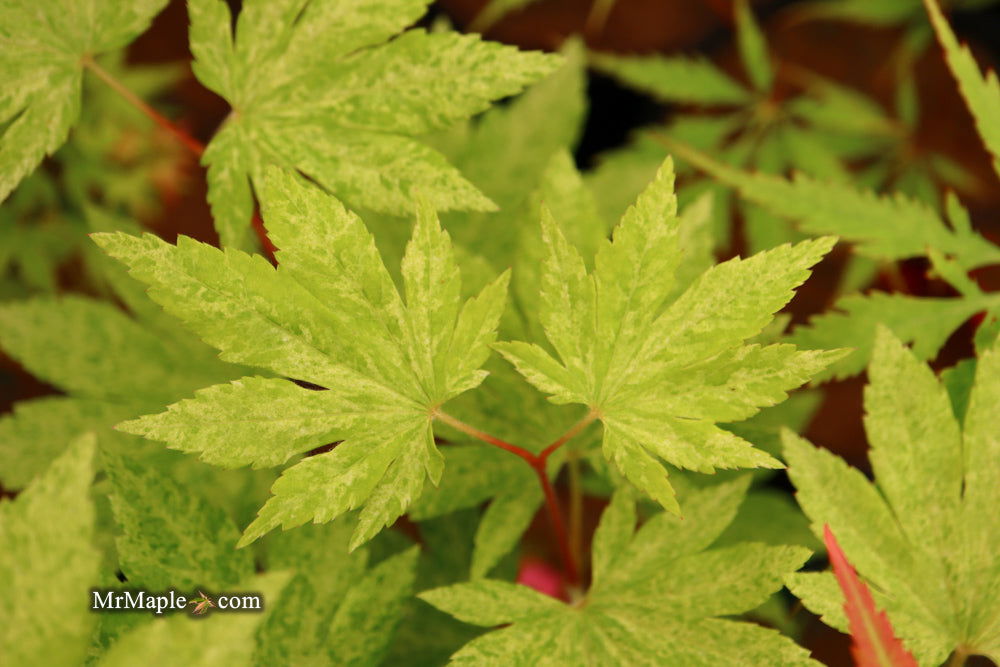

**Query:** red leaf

left=824, top=525, right=919, bottom=667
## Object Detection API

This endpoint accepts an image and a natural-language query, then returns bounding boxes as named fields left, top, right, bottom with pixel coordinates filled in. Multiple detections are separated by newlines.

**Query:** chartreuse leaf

left=419, top=151, right=605, bottom=578
left=188, top=0, right=560, bottom=247
left=0, top=294, right=246, bottom=489
left=735, top=0, right=773, bottom=92
left=0, top=435, right=98, bottom=666
left=716, top=488, right=821, bottom=552
left=0, top=296, right=238, bottom=406
left=469, top=0, right=539, bottom=31
left=253, top=520, right=417, bottom=666
left=671, top=142, right=1000, bottom=270
left=101, top=448, right=253, bottom=591
left=496, top=157, right=843, bottom=512
left=0, top=398, right=131, bottom=489
left=788, top=291, right=999, bottom=382
left=255, top=521, right=368, bottom=665
left=791, top=0, right=924, bottom=26
left=327, top=546, right=420, bottom=666
left=408, top=444, right=540, bottom=579
left=423, top=478, right=818, bottom=665
left=786, top=327, right=1000, bottom=664
left=0, top=0, right=167, bottom=201
left=925, top=0, right=1000, bottom=179
left=98, top=572, right=289, bottom=667
left=438, top=40, right=586, bottom=269
left=590, top=52, right=751, bottom=106
left=386, top=511, right=487, bottom=664
left=95, top=168, right=510, bottom=550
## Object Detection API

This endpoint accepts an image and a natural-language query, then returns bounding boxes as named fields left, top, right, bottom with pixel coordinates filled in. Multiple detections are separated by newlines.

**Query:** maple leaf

left=668, top=142, right=1000, bottom=271
left=785, top=327, right=1000, bottom=664
left=787, top=290, right=1000, bottom=382
left=589, top=0, right=865, bottom=256
left=591, top=1, right=976, bottom=255
left=0, top=435, right=99, bottom=666
left=0, top=262, right=247, bottom=491
left=669, top=147, right=1000, bottom=380
left=101, top=448, right=254, bottom=592
left=925, top=0, right=1000, bottom=181
left=95, top=167, right=510, bottom=549
left=824, top=525, right=919, bottom=667
left=187, top=0, right=560, bottom=247
left=495, top=157, right=845, bottom=512
left=422, top=478, right=818, bottom=665
left=789, top=0, right=1000, bottom=77
left=435, top=40, right=587, bottom=272
left=0, top=0, right=168, bottom=201
left=414, top=146, right=609, bottom=579
left=255, top=520, right=418, bottom=665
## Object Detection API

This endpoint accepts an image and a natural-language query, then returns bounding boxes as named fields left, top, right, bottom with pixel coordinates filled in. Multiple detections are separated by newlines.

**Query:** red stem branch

left=433, top=411, right=537, bottom=466
left=83, top=56, right=276, bottom=257
left=83, top=56, right=205, bottom=158
left=435, top=410, right=598, bottom=587
left=538, top=410, right=599, bottom=461
left=533, top=464, right=579, bottom=585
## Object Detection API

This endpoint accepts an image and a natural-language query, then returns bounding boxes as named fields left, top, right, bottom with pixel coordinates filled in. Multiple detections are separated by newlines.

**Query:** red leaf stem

left=824, top=525, right=918, bottom=667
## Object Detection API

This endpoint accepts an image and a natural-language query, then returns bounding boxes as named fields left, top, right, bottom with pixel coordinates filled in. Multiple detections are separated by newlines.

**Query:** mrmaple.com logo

left=90, top=589, right=263, bottom=616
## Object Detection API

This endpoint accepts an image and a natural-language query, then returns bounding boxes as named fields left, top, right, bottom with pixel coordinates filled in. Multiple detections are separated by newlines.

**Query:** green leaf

left=959, top=334, right=1000, bottom=658
left=0, top=292, right=247, bottom=491
left=440, top=39, right=587, bottom=269
left=791, top=0, right=922, bottom=26
left=387, top=511, right=486, bottom=664
left=98, top=572, right=289, bottom=667
left=0, top=435, right=99, bottom=666
left=470, top=0, right=540, bottom=31
left=101, top=448, right=253, bottom=591
left=509, top=150, right=610, bottom=342
left=254, top=520, right=369, bottom=665
left=497, top=158, right=840, bottom=509
left=406, top=444, right=540, bottom=579
left=423, top=479, right=817, bottom=665
left=590, top=53, right=751, bottom=106
left=671, top=143, right=1000, bottom=269
left=420, top=579, right=563, bottom=627
left=585, top=133, right=671, bottom=227
left=941, top=357, right=977, bottom=424
left=864, top=328, right=963, bottom=555
left=589, top=488, right=637, bottom=589
left=788, top=291, right=994, bottom=381
left=119, top=377, right=361, bottom=469
left=716, top=488, right=822, bottom=552
left=0, top=0, right=168, bottom=200
left=327, top=546, right=420, bottom=666
left=0, top=296, right=237, bottom=406
left=409, top=445, right=526, bottom=518
left=0, top=397, right=131, bottom=489
left=735, top=0, right=774, bottom=92
left=785, top=329, right=1000, bottom=664
left=925, top=0, right=1000, bottom=179
left=786, top=571, right=848, bottom=632
left=188, top=0, right=560, bottom=244
left=469, top=484, right=540, bottom=579
left=96, top=169, right=510, bottom=548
